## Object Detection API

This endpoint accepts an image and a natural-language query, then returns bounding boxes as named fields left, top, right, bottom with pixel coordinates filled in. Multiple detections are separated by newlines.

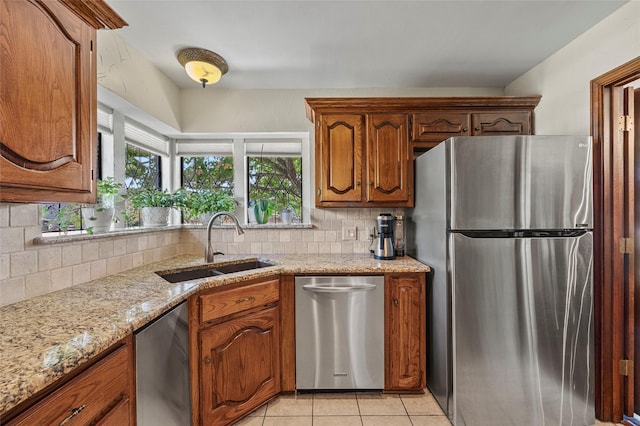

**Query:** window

left=181, top=156, right=234, bottom=223
left=247, top=156, right=302, bottom=223
left=124, top=144, right=161, bottom=226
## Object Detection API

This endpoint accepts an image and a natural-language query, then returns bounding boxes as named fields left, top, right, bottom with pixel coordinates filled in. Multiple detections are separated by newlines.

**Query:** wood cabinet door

left=316, top=114, right=364, bottom=204
left=0, top=0, right=96, bottom=203
left=471, top=111, right=532, bottom=136
left=385, top=274, right=426, bottom=391
left=367, top=114, right=412, bottom=204
left=200, top=306, right=281, bottom=425
left=411, top=111, right=471, bottom=147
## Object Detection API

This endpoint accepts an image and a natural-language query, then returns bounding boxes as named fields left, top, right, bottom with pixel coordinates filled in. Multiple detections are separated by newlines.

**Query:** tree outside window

left=124, top=144, right=161, bottom=226
left=181, top=156, right=235, bottom=223
left=248, top=156, right=302, bottom=223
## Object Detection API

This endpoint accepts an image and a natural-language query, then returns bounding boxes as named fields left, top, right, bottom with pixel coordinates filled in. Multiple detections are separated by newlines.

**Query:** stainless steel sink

left=157, top=260, right=274, bottom=283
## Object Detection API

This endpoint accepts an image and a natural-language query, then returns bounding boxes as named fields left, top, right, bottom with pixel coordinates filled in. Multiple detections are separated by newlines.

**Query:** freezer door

left=449, top=136, right=592, bottom=230
left=451, top=232, right=594, bottom=426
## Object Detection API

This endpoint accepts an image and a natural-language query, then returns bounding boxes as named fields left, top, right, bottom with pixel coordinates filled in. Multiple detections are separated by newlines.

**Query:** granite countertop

left=0, top=253, right=430, bottom=415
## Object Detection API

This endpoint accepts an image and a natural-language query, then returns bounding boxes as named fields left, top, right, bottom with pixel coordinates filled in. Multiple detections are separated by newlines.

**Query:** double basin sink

left=157, top=259, right=274, bottom=283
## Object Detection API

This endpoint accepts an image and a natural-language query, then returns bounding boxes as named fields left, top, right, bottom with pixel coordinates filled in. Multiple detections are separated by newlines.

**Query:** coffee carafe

left=373, top=213, right=395, bottom=260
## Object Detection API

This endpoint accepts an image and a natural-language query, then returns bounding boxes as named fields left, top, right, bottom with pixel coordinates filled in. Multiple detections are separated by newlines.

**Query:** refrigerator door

left=450, top=232, right=594, bottom=426
left=449, top=136, right=592, bottom=231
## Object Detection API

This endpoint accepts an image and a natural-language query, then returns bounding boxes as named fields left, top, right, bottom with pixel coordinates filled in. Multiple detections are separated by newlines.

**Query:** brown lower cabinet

left=5, top=337, right=135, bottom=426
left=385, top=273, right=426, bottom=392
left=190, top=276, right=281, bottom=426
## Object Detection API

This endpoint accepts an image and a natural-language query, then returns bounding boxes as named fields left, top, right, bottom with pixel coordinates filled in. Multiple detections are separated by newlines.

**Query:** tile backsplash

left=0, top=203, right=398, bottom=306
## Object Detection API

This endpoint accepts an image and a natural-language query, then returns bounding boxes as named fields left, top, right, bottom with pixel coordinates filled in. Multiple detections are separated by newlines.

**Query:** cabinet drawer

left=200, top=278, right=280, bottom=323
left=9, top=345, right=129, bottom=426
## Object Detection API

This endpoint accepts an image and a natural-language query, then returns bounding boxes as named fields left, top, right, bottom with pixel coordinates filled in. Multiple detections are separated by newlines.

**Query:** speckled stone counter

left=0, top=253, right=429, bottom=415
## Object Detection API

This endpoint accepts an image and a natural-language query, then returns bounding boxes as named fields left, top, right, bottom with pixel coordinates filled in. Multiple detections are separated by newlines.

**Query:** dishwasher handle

left=302, top=283, right=377, bottom=293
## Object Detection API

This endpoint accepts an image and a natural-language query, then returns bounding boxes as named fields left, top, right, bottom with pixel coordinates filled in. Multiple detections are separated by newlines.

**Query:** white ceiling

left=106, top=0, right=628, bottom=90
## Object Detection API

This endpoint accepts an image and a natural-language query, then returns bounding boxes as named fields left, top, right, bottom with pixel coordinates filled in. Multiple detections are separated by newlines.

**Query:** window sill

left=33, top=223, right=314, bottom=245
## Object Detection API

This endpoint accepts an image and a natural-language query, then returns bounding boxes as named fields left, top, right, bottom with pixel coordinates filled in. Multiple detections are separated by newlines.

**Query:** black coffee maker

left=373, top=213, right=395, bottom=260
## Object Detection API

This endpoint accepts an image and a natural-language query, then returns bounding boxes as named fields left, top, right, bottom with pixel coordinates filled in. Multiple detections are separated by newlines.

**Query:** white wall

left=505, top=1, right=640, bottom=135
left=178, top=87, right=504, bottom=133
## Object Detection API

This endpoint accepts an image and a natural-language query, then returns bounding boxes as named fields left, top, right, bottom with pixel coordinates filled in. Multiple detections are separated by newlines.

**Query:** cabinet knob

left=356, top=181, right=361, bottom=187
left=462, top=128, right=468, bottom=132
left=393, top=298, right=399, bottom=306
left=204, top=356, right=212, bottom=365
left=59, top=405, right=86, bottom=426
left=235, top=296, right=255, bottom=304
left=474, top=127, right=480, bottom=132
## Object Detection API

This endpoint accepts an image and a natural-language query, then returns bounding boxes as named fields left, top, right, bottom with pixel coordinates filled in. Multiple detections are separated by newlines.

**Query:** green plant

left=126, top=188, right=184, bottom=209
left=254, top=199, right=275, bottom=224
left=182, top=189, right=235, bottom=218
left=95, top=177, right=123, bottom=208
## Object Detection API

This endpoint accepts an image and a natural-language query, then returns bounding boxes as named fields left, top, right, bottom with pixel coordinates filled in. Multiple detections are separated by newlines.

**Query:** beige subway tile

left=330, top=242, right=342, bottom=254
left=98, top=241, right=114, bottom=258
left=0, top=254, right=9, bottom=280
left=106, top=257, right=121, bottom=275
left=0, top=227, right=25, bottom=254
left=279, top=231, right=291, bottom=243
left=72, top=263, right=91, bottom=285
left=126, top=237, right=139, bottom=253
left=143, top=250, right=154, bottom=265
left=289, top=231, right=302, bottom=242
left=10, top=251, right=38, bottom=277
left=62, top=245, right=82, bottom=267
left=0, top=276, right=26, bottom=306
left=250, top=242, right=262, bottom=253
left=81, top=242, right=99, bottom=263
left=314, top=231, right=325, bottom=242
left=146, top=234, right=158, bottom=249
left=51, top=267, right=73, bottom=291
left=25, top=271, right=51, bottom=298
left=301, top=231, right=315, bottom=242
left=132, top=252, right=144, bottom=268
left=120, top=254, right=133, bottom=271
left=325, top=230, right=337, bottom=242
left=24, top=226, right=42, bottom=246
left=90, top=259, right=107, bottom=280
left=0, top=204, right=10, bottom=227
left=38, top=247, right=62, bottom=272
left=138, top=236, right=149, bottom=250
left=306, top=242, right=319, bottom=254
left=318, top=242, right=331, bottom=253
left=10, top=204, right=39, bottom=227
left=113, top=238, right=127, bottom=256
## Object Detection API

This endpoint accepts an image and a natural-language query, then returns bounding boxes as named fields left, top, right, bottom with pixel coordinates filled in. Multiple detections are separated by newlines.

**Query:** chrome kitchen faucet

left=205, top=212, right=244, bottom=263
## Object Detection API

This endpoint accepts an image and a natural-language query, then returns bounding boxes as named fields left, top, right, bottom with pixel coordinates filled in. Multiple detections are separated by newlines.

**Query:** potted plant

left=81, top=177, right=123, bottom=233
left=127, top=188, right=184, bottom=227
left=182, top=189, right=236, bottom=224
left=253, top=199, right=275, bottom=224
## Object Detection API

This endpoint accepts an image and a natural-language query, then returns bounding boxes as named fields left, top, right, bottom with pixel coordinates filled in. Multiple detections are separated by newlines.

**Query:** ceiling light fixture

left=177, top=47, right=228, bottom=88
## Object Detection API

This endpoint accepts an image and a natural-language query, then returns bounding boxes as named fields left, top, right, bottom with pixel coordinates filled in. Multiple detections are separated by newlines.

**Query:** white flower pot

left=141, top=207, right=170, bottom=227
left=81, top=207, right=114, bottom=233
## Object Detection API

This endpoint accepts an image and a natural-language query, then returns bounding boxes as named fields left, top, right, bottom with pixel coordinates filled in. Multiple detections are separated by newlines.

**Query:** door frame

left=591, top=56, right=640, bottom=422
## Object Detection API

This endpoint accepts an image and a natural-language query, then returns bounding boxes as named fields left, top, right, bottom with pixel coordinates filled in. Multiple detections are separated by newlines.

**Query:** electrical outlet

left=342, top=226, right=357, bottom=241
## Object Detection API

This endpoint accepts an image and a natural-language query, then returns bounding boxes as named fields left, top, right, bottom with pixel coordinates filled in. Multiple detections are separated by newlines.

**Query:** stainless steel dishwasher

left=135, top=301, right=191, bottom=426
left=295, top=275, right=384, bottom=390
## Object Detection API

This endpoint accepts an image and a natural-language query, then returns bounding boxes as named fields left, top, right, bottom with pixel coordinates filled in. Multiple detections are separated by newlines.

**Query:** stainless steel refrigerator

left=407, top=135, right=594, bottom=426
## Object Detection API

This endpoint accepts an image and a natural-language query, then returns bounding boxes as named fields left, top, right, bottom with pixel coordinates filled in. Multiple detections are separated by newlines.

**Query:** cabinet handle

left=474, top=127, right=480, bottom=132
left=462, top=128, right=468, bottom=132
left=204, top=356, right=211, bottom=365
left=59, top=405, right=86, bottom=426
left=393, top=298, right=399, bottom=306
left=317, top=188, right=321, bottom=197
left=369, top=181, right=374, bottom=186
left=356, top=181, right=361, bottom=187
left=236, top=296, right=255, bottom=304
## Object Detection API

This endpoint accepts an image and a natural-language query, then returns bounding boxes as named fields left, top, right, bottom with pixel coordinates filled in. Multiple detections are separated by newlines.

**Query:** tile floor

left=234, top=390, right=451, bottom=425
left=233, top=390, right=625, bottom=426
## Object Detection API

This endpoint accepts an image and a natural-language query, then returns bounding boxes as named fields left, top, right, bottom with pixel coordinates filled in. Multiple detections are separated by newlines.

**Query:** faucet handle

left=213, top=251, right=224, bottom=256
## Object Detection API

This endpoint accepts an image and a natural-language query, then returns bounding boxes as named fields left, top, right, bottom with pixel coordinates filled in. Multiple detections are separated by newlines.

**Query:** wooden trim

left=280, top=275, right=296, bottom=392
left=56, top=0, right=127, bottom=29
left=591, top=56, right=640, bottom=422
left=304, top=96, right=541, bottom=122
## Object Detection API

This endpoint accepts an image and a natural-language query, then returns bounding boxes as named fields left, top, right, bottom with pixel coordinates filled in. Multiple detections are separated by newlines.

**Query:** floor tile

left=401, top=392, right=445, bottom=416
left=361, top=415, right=413, bottom=425
left=410, top=415, right=453, bottom=425
left=246, top=403, right=267, bottom=417
left=233, top=415, right=264, bottom=426
left=357, top=393, right=407, bottom=416
left=262, top=416, right=312, bottom=425
left=265, top=393, right=313, bottom=417
left=314, top=394, right=360, bottom=416
left=314, top=415, right=363, bottom=425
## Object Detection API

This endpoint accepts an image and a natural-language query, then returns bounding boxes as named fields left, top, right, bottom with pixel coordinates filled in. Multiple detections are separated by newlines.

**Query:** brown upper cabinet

left=0, top=0, right=126, bottom=204
left=306, top=97, right=540, bottom=207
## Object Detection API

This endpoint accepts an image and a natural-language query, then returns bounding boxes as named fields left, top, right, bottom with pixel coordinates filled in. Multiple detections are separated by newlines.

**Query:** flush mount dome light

left=177, top=47, right=228, bottom=88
